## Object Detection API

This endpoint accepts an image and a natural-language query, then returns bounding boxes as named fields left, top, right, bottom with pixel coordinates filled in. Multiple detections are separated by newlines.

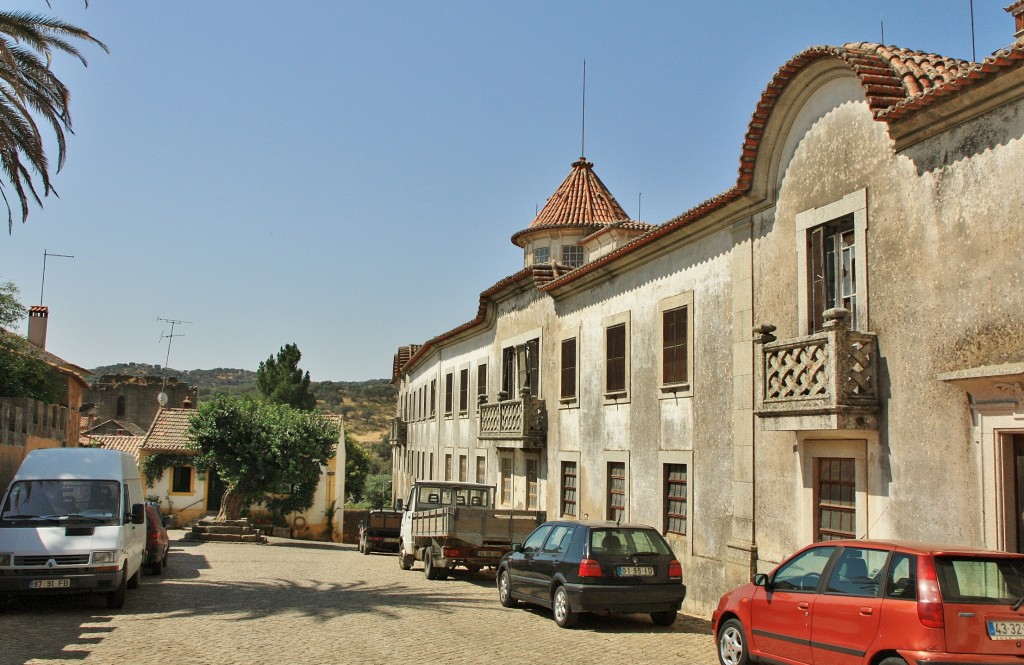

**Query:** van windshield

left=1, top=480, right=121, bottom=525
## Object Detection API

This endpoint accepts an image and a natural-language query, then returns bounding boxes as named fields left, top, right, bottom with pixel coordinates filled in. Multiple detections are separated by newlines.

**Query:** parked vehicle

left=496, top=520, right=686, bottom=628
left=358, top=509, right=402, bottom=555
left=712, top=539, right=1024, bottom=665
left=144, top=503, right=170, bottom=574
left=397, top=481, right=545, bottom=579
left=0, top=448, right=148, bottom=609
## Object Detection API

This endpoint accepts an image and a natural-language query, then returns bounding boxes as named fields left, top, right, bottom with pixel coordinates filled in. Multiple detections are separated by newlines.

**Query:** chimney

left=181, top=396, right=194, bottom=409
left=1009, top=1, right=1024, bottom=44
left=27, top=306, right=49, bottom=348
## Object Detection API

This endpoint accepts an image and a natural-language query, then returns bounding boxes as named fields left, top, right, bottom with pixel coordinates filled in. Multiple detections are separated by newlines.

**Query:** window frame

left=444, top=372, right=454, bottom=416
left=170, top=465, right=194, bottom=495
left=561, top=244, right=584, bottom=268
left=815, top=457, right=856, bottom=541
left=663, top=463, right=688, bottom=536
left=560, top=460, right=578, bottom=518
left=602, top=312, right=631, bottom=403
left=658, top=292, right=694, bottom=395
left=533, top=246, right=550, bottom=266
left=607, top=461, right=626, bottom=522
left=560, top=336, right=578, bottom=403
left=458, top=367, right=469, bottom=415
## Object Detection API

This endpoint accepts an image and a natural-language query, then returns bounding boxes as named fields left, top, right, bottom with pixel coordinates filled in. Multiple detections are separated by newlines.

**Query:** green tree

left=0, top=275, right=59, bottom=401
left=256, top=343, right=316, bottom=410
left=344, top=433, right=370, bottom=504
left=361, top=473, right=392, bottom=510
left=187, top=394, right=339, bottom=521
left=0, top=11, right=107, bottom=232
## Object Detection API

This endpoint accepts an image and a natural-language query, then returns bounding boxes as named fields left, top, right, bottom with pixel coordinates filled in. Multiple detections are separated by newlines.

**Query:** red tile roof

left=511, top=157, right=631, bottom=247
left=143, top=408, right=196, bottom=453
left=87, top=435, right=146, bottom=460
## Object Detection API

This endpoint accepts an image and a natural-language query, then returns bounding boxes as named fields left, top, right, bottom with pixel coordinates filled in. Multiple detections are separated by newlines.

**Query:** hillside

left=89, top=363, right=396, bottom=441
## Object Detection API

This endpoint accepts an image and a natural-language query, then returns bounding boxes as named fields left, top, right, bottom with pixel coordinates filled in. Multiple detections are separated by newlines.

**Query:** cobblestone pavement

left=2, top=530, right=719, bottom=665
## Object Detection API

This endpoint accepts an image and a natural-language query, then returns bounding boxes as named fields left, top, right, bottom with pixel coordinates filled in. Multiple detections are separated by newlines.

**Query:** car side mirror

left=511, top=543, right=523, bottom=553
left=130, top=503, right=145, bottom=525
left=753, top=573, right=772, bottom=590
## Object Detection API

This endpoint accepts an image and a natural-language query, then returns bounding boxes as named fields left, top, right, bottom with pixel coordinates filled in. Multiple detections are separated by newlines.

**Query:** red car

left=144, top=503, right=170, bottom=575
left=712, top=539, right=1024, bottom=665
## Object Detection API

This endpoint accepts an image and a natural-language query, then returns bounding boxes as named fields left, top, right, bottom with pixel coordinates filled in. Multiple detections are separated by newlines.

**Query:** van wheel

left=107, top=567, right=128, bottom=609
left=127, top=566, right=141, bottom=589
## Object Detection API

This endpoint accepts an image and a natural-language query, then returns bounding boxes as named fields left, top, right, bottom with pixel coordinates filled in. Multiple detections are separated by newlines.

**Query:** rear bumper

left=0, top=568, right=124, bottom=594
left=563, top=581, right=687, bottom=614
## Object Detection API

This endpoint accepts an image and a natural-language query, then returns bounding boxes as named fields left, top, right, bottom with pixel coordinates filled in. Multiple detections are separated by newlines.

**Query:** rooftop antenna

left=970, top=0, right=976, bottom=61
left=880, top=16, right=885, bottom=45
left=581, top=60, right=586, bottom=158
left=157, top=316, right=192, bottom=407
left=39, top=250, right=74, bottom=304
left=638, top=192, right=642, bottom=224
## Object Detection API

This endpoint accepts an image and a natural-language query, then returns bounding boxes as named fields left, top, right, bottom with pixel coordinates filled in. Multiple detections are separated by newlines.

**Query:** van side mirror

left=394, top=499, right=403, bottom=511
left=130, top=503, right=145, bottom=525
left=753, top=573, right=772, bottom=590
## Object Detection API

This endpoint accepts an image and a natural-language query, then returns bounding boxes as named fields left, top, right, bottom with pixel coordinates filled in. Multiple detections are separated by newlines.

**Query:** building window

left=808, top=215, right=856, bottom=333
left=477, top=363, right=487, bottom=399
left=816, top=457, right=855, bottom=541
left=606, top=323, right=627, bottom=395
left=430, top=379, right=436, bottom=417
left=116, top=395, right=126, bottom=418
left=562, top=245, right=584, bottom=268
left=500, top=457, right=513, bottom=505
left=526, top=459, right=539, bottom=510
left=444, top=373, right=453, bottom=415
left=607, top=462, right=625, bottom=521
left=533, top=246, right=550, bottom=265
left=561, top=461, right=577, bottom=517
left=662, top=306, right=689, bottom=386
left=171, top=466, right=192, bottom=494
left=475, top=455, right=486, bottom=484
left=444, top=454, right=453, bottom=481
left=664, top=464, right=687, bottom=536
left=459, top=368, right=469, bottom=414
left=502, top=338, right=539, bottom=398
left=428, top=453, right=433, bottom=480
left=560, top=337, right=577, bottom=400
left=459, top=455, right=467, bottom=482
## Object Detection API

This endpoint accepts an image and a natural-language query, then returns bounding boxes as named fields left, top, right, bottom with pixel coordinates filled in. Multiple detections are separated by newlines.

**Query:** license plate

left=30, top=579, right=70, bottom=589
left=617, top=566, right=654, bottom=577
left=988, top=620, right=1024, bottom=640
left=383, top=538, right=398, bottom=543
left=477, top=550, right=502, bottom=557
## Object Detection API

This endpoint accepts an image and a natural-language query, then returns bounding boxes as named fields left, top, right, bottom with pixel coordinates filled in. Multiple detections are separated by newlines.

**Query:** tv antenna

left=157, top=316, right=192, bottom=371
left=39, top=250, right=74, bottom=305
left=580, top=60, right=587, bottom=158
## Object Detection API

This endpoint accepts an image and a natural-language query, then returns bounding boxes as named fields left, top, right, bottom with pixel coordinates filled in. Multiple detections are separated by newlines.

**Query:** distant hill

left=89, top=363, right=396, bottom=441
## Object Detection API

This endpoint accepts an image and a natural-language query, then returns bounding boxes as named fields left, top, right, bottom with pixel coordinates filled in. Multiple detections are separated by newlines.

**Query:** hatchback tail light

left=916, top=555, right=944, bottom=629
left=668, top=559, right=683, bottom=580
left=578, top=558, right=603, bottom=577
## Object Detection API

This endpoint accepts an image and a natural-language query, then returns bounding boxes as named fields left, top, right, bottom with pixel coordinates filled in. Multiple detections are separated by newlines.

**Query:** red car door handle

left=860, top=607, right=873, bottom=615
left=797, top=602, right=810, bottom=610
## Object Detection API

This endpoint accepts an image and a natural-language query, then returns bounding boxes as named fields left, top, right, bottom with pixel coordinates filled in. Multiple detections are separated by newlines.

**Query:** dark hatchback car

left=496, top=520, right=686, bottom=628
left=144, top=503, right=169, bottom=575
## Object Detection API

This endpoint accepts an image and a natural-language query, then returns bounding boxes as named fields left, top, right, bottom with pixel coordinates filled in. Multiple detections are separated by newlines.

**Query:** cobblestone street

left=2, top=530, right=718, bottom=665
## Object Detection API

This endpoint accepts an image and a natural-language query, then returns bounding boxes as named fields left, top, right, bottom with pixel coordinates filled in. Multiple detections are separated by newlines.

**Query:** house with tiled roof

left=0, top=307, right=91, bottom=489
left=390, top=7, right=1024, bottom=615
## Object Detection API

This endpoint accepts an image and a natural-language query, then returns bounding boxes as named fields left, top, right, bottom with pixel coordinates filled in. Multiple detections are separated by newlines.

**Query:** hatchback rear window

left=590, top=528, right=671, bottom=556
left=935, top=556, right=1024, bottom=604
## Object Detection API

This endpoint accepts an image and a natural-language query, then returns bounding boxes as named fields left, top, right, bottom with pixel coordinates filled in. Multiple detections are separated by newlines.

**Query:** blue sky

left=0, top=1, right=1015, bottom=381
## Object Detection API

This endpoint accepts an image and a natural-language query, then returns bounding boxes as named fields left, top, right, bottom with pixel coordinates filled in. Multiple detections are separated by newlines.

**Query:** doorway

left=206, top=467, right=224, bottom=513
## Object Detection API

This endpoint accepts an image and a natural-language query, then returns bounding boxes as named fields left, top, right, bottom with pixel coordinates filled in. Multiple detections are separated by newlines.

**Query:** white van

left=0, top=448, right=148, bottom=609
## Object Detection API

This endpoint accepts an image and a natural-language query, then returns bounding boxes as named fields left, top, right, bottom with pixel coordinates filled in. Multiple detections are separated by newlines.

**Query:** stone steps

left=183, top=517, right=267, bottom=544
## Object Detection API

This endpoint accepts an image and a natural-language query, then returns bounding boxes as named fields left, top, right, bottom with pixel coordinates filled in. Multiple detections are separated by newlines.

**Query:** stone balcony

left=477, top=388, right=547, bottom=449
left=390, top=417, right=407, bottom=447
left=754, top=308, right=880, bottom=431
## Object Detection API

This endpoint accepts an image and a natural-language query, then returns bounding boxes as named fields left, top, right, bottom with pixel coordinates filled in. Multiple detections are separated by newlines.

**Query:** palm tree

left=0, top=11, right=106, bottom=233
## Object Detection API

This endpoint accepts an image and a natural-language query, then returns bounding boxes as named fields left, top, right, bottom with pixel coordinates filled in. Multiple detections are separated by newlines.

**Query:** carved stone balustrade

left=389, top=417, right=407, bottom=447
left=755, top=308, right=880, bottom=431
left=477, top=388, right=547, bottom=449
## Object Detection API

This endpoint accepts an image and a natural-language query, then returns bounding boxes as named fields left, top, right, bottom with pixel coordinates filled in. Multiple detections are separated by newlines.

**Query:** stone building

left=84, top=374, right=197, bottom=434
left=390, top=8, right=1024, bottom=615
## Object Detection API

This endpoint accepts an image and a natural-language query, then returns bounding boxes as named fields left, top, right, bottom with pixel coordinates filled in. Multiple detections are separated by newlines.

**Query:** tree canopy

left=0, top=11, right=107, bottom=232
left=0, top=275, right=60, bottom=401
left=256, top=343, right=316, bottom=410
left=187, top=394, right=339, bottom=521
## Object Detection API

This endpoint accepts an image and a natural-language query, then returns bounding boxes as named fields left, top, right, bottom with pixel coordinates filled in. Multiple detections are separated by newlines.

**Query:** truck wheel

left=424, top=551, right=449, bottom=580
left=361, top=538, right=370, bottom=556
left=398, top=542, right=413, bottom=570
left=106, top=566, right=128, bottom=609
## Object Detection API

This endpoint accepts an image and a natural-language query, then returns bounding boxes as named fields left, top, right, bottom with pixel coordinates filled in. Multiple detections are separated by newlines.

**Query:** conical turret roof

left=512, top=157, right=631, bottom=247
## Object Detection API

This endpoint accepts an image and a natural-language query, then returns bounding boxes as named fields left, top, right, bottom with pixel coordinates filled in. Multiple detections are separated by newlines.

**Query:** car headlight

left=0, top=552, right=11, bottom=566
left=92, top=551, right=116, bottom=564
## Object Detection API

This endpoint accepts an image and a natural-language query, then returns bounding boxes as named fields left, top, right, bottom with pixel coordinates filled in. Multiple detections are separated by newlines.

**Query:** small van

left=0, top=448, right=148, bottom=609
